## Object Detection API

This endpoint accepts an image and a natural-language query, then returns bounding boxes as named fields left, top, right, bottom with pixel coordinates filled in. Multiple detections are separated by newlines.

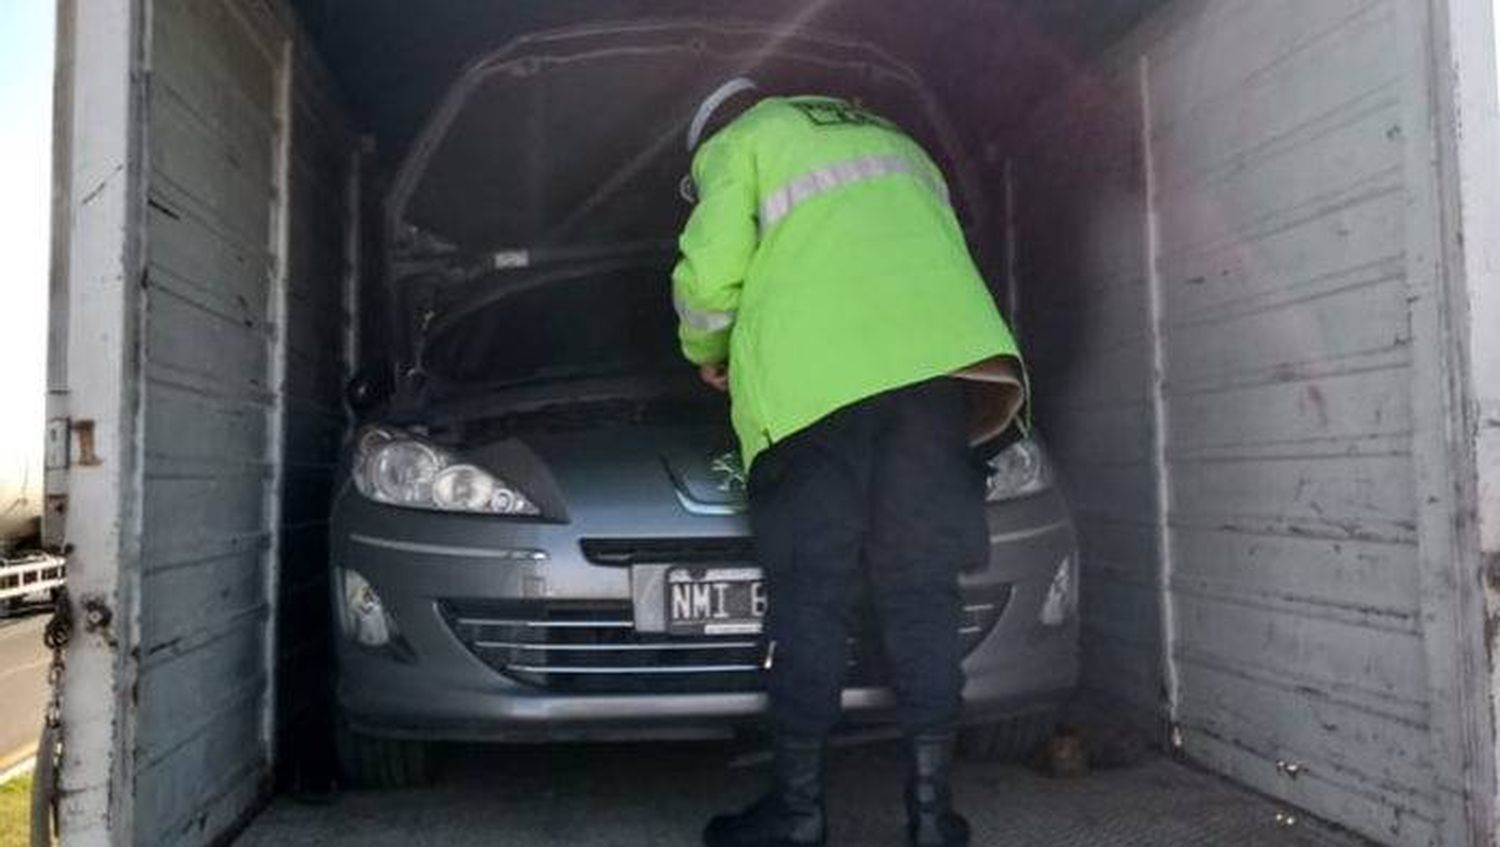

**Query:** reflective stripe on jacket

left=671, top=95, right=1024, bottom=469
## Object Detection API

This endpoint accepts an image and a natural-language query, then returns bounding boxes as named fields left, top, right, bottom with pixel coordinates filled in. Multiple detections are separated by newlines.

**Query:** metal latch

left=45, top=418, right=70, bottom=469
left=47, top=417, right=101, bottom=468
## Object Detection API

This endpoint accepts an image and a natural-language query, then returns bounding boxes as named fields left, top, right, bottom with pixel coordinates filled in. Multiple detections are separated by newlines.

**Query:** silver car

left=330, top=22, right=1079, bottom=787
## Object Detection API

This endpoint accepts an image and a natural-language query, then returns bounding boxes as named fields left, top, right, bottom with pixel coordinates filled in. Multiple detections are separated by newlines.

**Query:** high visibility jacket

left=672, top=95, right=1024, bottom=469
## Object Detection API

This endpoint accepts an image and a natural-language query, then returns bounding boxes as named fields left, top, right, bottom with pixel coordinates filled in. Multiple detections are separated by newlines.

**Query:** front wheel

left=335, top=722, right=434, bottom=789
left=959, top=711, right=1058, bottom=763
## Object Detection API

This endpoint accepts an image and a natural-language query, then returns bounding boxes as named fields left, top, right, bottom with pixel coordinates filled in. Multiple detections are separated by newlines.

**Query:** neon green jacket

left=672, top=95, right=1023, bottom=469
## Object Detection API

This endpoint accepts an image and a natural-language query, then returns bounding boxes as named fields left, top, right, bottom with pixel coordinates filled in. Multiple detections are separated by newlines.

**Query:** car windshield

left=422, top=263, right=683, bottom=388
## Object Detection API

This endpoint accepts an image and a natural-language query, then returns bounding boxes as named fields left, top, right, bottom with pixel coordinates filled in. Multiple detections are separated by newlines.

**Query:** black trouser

left=748, top=377, right=989, bottom=740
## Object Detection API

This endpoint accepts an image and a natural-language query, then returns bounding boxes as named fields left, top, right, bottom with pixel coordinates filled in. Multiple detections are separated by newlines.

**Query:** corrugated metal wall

left=1019, top=0, right=1453, bottom=844
left=136, top=0, right=350, bottom=842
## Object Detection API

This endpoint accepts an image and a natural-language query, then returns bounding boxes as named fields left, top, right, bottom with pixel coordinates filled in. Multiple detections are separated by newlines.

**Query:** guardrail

left=0, top=554, right=66, bottom=603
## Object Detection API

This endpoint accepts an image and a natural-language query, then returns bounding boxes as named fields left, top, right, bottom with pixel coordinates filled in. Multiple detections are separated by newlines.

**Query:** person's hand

left=698, top=362, right=729, bottom=392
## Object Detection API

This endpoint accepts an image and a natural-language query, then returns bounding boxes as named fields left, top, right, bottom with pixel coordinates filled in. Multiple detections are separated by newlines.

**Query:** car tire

left=336, top=722, right=434, bottom=789
left=959, top=711, right=1058, bottom=763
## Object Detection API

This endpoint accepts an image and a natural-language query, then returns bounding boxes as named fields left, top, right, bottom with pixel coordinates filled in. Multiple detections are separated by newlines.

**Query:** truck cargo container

left=40, top=0, right=1500, bottom=845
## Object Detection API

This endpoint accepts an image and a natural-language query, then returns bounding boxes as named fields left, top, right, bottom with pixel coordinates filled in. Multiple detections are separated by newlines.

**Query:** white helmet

left=686, top=77, right=760, bottom=152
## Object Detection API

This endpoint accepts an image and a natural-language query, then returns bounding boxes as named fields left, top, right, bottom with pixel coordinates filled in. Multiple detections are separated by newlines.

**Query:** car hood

left=513, top=422, right=748, bottom=522
left=388, top=21, right=979, bottom=256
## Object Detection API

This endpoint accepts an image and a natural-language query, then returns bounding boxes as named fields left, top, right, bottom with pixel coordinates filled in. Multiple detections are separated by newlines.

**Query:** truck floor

left=236, top=741, right=1371, bottom=846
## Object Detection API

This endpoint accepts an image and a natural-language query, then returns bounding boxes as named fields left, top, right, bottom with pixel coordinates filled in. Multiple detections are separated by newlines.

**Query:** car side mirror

left=345, top=365, right=392, bottom=414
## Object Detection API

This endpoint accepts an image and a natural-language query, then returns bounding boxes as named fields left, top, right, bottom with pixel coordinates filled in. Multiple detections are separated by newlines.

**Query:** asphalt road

left=239, top=742, right=1369, bottom=847
left=0, top=611, right=49, bottom=769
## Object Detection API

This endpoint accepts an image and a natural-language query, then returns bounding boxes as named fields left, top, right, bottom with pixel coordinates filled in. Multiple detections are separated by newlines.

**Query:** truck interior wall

left=1017, top=0, right=1493, bottom=844
left=272, top=24, right=356, bottom=796
left=1012, top=48, right=1160, bottom=735
left=133, top=0, right=352, bottom=843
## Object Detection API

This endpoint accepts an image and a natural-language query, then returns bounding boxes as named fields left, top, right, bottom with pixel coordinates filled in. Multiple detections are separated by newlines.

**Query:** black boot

left=906, top=733, right=970, bottom=847
left=704, top=738, right=826, bottom=847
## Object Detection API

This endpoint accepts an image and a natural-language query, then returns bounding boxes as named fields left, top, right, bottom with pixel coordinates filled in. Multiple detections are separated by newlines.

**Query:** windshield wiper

left=479, top=239, right=677, bottom=272
left=395, top=237, right=676, bottom=283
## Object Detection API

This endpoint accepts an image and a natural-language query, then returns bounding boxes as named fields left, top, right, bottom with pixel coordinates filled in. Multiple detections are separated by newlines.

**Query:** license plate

left=665, top=566, right=765, bottom=635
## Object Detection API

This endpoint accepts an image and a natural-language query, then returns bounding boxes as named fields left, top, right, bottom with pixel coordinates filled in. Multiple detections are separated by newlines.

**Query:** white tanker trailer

left=0, top=434, right=41, bottom=550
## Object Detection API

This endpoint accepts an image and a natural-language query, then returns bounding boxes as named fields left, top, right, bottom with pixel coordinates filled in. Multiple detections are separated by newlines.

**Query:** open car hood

left=387, top=20, right=983, bottom=257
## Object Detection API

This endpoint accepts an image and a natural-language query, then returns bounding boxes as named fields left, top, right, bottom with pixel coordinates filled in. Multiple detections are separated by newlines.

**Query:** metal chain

left=31, top=585, right=71, bottom=846
left=42, top=585, right=71, bottom=729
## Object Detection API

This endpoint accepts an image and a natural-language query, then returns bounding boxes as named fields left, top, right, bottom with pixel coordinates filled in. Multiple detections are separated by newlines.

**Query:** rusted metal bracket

left=76, top=594, right=116, bottom=648
left=46, top=417, right=102, bottom=468
left=72, top=419, right=100, bottom=467
left=80, top=594, right=113, bottom=634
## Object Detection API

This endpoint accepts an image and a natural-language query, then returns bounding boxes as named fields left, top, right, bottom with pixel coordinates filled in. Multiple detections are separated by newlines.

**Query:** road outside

left=0, top=611, right=47, bottom=847
left=0, top=612, right=48, bottom=771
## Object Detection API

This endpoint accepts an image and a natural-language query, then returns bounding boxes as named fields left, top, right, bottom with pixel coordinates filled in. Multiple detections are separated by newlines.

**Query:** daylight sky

left=0, top=0, right=53, bottom=529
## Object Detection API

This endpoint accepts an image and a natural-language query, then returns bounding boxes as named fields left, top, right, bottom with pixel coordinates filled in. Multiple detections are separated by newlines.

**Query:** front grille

left=441, top=585, right=1011, bottom=695
left=958, top=585, right=1012, bottom=644
left=580, top=537, right=756, bottom=566
left=441, top=600, right=764, bottom=693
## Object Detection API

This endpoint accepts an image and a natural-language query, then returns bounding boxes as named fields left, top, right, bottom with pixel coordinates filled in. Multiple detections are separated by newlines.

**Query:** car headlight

left=352, top=426, right=539, bottom=515
left=985, top=438, right=1053, bottom=502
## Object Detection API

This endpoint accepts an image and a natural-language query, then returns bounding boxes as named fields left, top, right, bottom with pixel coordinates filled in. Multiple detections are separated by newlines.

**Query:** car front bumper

left=333, top=486, right=1079, bottom=742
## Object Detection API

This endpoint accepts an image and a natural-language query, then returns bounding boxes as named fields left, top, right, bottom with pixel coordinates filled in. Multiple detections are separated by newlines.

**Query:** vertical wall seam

left=1002, top=157, right=1023, bottom=340
left=260, top=32, right=294, bottom=777
left=116, top=0, right=153, bottom=842
left=1393, top=0, right=1499, bottom=843
left=1138, top=54, right=1182, bottom=744
left=340, top=142, right=363, bottom=385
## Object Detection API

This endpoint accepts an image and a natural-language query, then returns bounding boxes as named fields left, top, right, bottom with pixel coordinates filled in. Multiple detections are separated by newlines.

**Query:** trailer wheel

left=959, top=711, right=1058, bottom=763
left=336, top=723, right=433, bottom=789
